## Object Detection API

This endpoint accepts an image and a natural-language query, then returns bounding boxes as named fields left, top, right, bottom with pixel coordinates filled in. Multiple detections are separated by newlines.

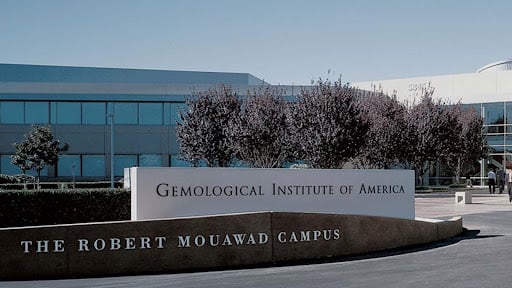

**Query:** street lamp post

left=71, top=164, right=76, bottom=189
left=107, top=114, right=115, bottom=188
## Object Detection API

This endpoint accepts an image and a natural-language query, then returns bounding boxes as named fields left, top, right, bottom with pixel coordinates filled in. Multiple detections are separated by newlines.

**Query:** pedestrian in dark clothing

left=497, top=168, right=506, bottom=194
left=465, top=174, right=473, bottom=188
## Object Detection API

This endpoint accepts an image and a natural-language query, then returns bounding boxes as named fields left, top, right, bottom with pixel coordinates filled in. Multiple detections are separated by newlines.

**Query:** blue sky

left=1, top=0, right=512, bottom=85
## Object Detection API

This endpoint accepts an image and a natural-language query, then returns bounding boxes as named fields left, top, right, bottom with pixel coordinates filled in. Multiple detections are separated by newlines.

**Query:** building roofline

left=0, top=63, right=268, bottom=85
left=476, top=59, right=512, bottom=73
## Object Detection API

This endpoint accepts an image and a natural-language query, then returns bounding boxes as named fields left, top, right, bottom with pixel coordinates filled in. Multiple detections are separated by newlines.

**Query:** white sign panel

left=129, top=167, right=415, bottom=220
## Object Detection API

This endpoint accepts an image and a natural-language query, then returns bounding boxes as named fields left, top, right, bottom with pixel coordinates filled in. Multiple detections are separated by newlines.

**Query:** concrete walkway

left=416, top=188, right=512, bottom=218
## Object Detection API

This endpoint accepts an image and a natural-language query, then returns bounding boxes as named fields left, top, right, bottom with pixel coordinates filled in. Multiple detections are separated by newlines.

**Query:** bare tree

left=176, top=85, right=241, bottom=167
left=230, top=86, right=293, bottom=168
left=288, top=79, right=368, bottom=169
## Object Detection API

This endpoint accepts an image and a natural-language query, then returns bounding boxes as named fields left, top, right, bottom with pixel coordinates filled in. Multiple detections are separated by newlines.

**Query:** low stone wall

left=0, top=212, right=462, bottom=281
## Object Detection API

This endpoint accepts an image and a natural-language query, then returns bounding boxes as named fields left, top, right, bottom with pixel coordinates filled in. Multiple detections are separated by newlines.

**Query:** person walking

left=507, top=169, right=512, bottom=202
left=497, top=168, right=506, bottom=194
left=488, top=169, right=496, bottom=194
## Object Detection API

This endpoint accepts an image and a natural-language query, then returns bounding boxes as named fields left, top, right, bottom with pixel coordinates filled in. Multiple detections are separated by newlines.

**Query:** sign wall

left=0, top=212, right=463, bottom=280
left=129, top=168, right=415, bottom=220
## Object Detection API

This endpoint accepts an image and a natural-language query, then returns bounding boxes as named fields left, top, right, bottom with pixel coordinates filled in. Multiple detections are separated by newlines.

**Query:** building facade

left=2, top=61, right=509, bottom=184
left=354, top=60, right=512, bottom=185
left=0, top=64, right=282, bottom=180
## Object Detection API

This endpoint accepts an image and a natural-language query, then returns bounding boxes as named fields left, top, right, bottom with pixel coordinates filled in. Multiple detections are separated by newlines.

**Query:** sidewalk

left=415, top=188, right=512, bottom=218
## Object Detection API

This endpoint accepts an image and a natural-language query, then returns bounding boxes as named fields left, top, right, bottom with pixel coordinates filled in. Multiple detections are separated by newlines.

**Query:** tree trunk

left=455, top=157, right=462, bottom=184
left=36, top=169, right=41, bottom=190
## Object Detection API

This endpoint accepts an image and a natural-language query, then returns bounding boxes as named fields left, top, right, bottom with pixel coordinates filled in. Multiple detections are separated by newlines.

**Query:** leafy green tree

left=176, top=85, right=241, bottom=167
left=11, top=141, right=32, bottom=174
left=11, top=125, right=69, bottom=183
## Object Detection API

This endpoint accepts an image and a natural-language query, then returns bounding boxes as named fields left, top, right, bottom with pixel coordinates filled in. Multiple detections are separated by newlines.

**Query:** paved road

left=5, top=189, right=512, bottom=288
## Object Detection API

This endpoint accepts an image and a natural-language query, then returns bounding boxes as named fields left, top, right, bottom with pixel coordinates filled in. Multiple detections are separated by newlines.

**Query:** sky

left=1, top=0, right=512, bottom=85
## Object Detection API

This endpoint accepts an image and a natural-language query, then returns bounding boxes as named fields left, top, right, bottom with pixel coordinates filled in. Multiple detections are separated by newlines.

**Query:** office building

left=354, top=59, right=512, bottom=185
left=0, top=64, right=272, bottom=179
left=2, top=61, right=509, bottom=184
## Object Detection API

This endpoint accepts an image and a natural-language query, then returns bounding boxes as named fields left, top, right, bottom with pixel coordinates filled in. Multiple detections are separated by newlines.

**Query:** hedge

left=0, top=189, right=130, bottom=228
left=0, top=181, right=124, bottom=190
left=0, top=174, right=35, bottom=184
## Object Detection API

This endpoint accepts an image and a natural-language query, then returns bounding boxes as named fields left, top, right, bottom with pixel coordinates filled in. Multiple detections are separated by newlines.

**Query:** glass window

left=114, top=155, right=137, bottom=176
left=25, top=101, right=49, bottom=124
left=487, top=136, right=512, bottom=147
left=25, top=166, right=48, bottom=177
left=170, top=103, right=188, bottom=125
left=1, top=155, right=21, bottom=174
left=139, top=154, right=162, bottom=167
left=50, top=102, right=57, bottom=123
left=53, top=102, right=81, bottom=124
left=170, top=155, right=191, bottom=167
left=114, top=103, right=138, bottom=124
left=463, top=103, right=481, bottom=116
left=483, top=103, right=504, bottom=125
left=487, top=135, right=504, bottom=146
left=57, top=155, right=81, bottom=177
left=83, top=102, right=106, bottom=124
left=489, top=146, right=505, bottom=153
left=1, top=155, right=48, bottom=176
left=164, top=103, right=171, bottom=125
left=487, top=125, right=505, bottom=134
left=83, top=155, right=105, bottom=177
left=0, top=101, right=24, bottom=124
left=139, top=103, right=163, bottom=125
left=507, top=102, right=512, bottom=125
left=107, top=102, right=114, bottom=121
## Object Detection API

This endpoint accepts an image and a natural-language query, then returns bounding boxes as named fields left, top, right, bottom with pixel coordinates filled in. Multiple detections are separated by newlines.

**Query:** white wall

left=129, top=167, right=415, bottom=221
left=354, top=70, right=512, bottom=104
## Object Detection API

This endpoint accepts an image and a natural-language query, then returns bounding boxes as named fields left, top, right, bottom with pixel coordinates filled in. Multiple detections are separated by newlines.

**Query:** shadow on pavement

left=277, top=228, right=499, bottom=268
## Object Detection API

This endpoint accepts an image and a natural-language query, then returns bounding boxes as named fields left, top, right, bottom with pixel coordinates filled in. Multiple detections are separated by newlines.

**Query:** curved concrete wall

left=0, top=212, right=462, bottom=280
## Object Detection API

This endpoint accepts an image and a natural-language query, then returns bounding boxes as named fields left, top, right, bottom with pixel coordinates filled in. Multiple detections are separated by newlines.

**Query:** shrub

left=449, top=184, right=467, bottom=189
left=289, top=163, right=310, bottom=169
left=0, top=174, right=17, bottom=184
left=0, top=189, right=130, bottom=228
left=74, top=181, right=123, bottom=189
left=415, top=186, right=434, bottom=193
left=0, top=181, right=123, bottom=191
left=0, top=183, right=36, bottom=190
left=13, top=174, right=35, bottom=183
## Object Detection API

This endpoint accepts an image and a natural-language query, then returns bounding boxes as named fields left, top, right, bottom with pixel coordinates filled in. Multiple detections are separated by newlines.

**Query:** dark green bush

left=0, top=174, right=17, bottom=184
left=0, top=189, right=130, bottom=228
left=0, top=181, right=123, bottom=190
left=449, top=184, right=467, bottom=189
left=74, top=181, right=124, bottom=189
left=0, top=183, right=33, bottom=190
